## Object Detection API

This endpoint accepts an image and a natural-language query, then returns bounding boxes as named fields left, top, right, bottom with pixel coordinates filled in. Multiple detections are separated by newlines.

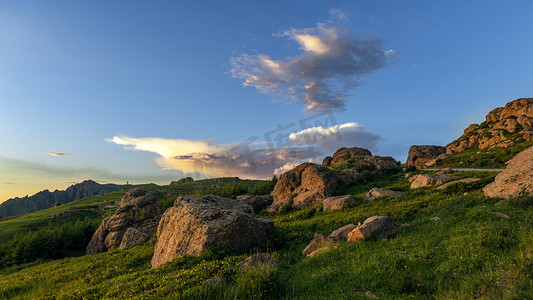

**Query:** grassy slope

left=435, top=140, right=533, bottom=169
left=1, top=172, right=532, bottom=299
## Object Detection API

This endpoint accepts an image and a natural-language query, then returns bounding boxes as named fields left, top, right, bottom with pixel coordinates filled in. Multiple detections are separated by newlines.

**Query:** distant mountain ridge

left=0, top=180, right=131, bottom=218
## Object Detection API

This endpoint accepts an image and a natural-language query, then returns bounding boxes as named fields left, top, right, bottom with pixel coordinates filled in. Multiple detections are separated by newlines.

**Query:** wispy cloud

left=109, top=121, right=380, bottom=179
left=288, top=122, right=380, bottom=153
left=231, top=11, right=395, bottom=112
left=46, top=152, right=71, bottom=157
left=0, top=182, right=15, bottom=185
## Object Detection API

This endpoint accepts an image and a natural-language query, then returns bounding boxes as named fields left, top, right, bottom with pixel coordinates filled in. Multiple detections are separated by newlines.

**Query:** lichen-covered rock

left=364, top=188, right=404, bottom=200
left=322, top=195, right=356, bottom=211
left=347, top=216, right=398, bottom=242
left=151, top=194, right=273, bottom=268
left=406, top=145, right=447, bottom=168
left=86, top=189, right=161, bottom=255
left=268, top=163, right=338, bottom=213
left=483, top=146, right=533, bottom=198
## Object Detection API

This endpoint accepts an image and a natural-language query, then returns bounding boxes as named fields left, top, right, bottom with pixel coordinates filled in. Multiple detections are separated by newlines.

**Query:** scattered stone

left=406, top=145, right=447, bottom=168
left=363, top=188, right=403, bottom=200
left=269, top=163, right=338, bottom=213
left=302, top=233, right=336, bottom=256
left=410, top=174, right=459, bottom=189
left=86, top=189, right=161, bottom=255
left=53, top=202, right=61, bottom=207
left=483, top=146, right=533, bottom=198
left=322, top=195, right=356, bottom=211
left=490, top=212, right=510, bottom=219
left=435, top=168, right=454, bottom=175
left=329, top=224, right=357, bottom=240
left=239, top=253, right=276, bottom=272
left=352, top=289, right=378, bottom=299
left=235, top=194, right=272, bottom=213
left=495, top=199, right=509, bottom=206
left=151, top=194, right=273, bottom=268
left=430, top=217, right=441, bottom=221
left=204, top=276, right=226, bottom=286
left=347, top=216, right=398, bottom=242
left=401, top=223, right=410, bottom=228
left=436, top=178, right=481, bottom=190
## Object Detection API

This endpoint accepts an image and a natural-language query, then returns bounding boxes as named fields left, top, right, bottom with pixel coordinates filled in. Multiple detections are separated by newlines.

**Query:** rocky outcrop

left=151, top=194, right=273, bottom=268
left=406, top=145, right=447, bottom=168
left=483, top=146, right=533, bottom=198
left=268, top=163, right=338, bottom=213
left=322, top=147, right=372, bottom=167
left=170, top=177, right=194, bottom=185
left=235, top=194, right=272, bottom=213
left=322, top=195, right=356, bottom=211
left=347, top=216, right=398, bottom=242
left=409, top=174, right=459, bottom=189
left=364, top=188, right=404, bottom=200
left=86, top=189, right=161, bottom=255
left=447, top=98, right=533, bottom=153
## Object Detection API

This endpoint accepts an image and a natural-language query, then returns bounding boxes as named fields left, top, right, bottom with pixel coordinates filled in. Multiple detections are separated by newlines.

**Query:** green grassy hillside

left=1, top=172, right=532, bottom=299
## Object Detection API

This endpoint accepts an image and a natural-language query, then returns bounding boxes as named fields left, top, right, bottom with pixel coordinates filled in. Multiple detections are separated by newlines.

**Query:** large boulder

left=483, top=146, right=533, bottom=198
left=268, top=163, right=338, bottom=213
left=151, top=194, right=273, bottom=268
left=406, top=145, right=447, bottom=168
left=364, top=188, right=404, bottom=200
left=347, top=216, right=398, bottom=242
left=170, top=177, right=194, bottom=185
left=322, top=195, right=356, bottom=211
left=86, top=189, right=161, bottom=255
left=322, top=147, right=372, bottom=167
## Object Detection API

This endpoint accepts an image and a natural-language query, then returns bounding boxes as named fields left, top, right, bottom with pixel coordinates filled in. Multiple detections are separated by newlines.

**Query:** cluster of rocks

left=302, top=216, right=398, bottom=257
left=170, top=177, right=194, bottom=185
left=86, top=189, right=161, bottom=255
left=447, top=98, right=533, bottom=153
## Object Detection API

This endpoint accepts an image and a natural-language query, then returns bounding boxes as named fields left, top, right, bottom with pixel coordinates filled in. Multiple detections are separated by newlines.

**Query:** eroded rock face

left=322, top=195, right=356, bottom=211
left=268, top=163, right=338, bottom=213
left=406, top=145, right=447, bottom=168
left=322, top=147, right=372, bottom=167
left=447, top=98, right=533, bottom=153
left=86, top=189, right=161, bottom=255
left=483, top=146, right=533, bottom=198
left=151, top=194, right=273, bottom=268
left=363, top=188, right=404, bottom=200
left=347, top=216, right=398, bottom=242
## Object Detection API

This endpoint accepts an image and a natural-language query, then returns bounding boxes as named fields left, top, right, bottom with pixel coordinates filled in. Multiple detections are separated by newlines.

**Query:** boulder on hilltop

left=86, top=189, right=161, bottom=255
left=406, top=145, right=447, bottom=168
left=151, top=194, right=273, bottom=268
left=322, top=147, right=372, bottom=167
left=483, top=146, right=533, bottom=198
left=268, top=163, right=338, bottom=213
left=447, top=98, right=533, bottom=153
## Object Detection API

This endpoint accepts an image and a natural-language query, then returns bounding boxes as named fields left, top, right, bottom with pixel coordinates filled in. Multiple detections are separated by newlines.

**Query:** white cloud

left=288, top=122, right=380, bottom=153
left=46, top=152, right=71, bottom=157
left=231, top=12, right=394, bottom=112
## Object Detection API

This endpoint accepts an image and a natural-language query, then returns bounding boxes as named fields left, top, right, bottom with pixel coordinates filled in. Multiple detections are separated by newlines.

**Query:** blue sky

left=1, top=1, right=532, bottom=202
